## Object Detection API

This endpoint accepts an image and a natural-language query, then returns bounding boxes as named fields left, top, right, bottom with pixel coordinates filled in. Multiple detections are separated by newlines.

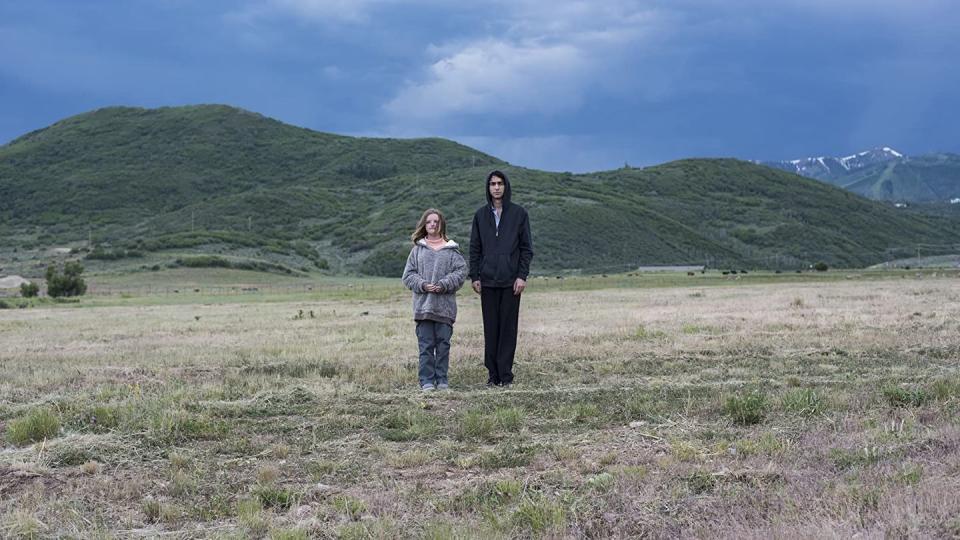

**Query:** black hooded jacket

left=469, top=170, right=534, bottom=287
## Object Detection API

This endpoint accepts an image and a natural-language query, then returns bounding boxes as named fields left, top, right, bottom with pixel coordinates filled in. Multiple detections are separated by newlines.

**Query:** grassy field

left=1, top=271, right=959, bottom=538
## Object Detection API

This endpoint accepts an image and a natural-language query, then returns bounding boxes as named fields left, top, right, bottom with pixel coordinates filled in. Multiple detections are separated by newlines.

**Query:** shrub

left=253, top=485, right=298, bottom=510
left=457, top=406, right=525, bottom=442
left=3, top=510, right=47, bottom=538
left=142, top=499, right=162, bottom=523
left=174, top=255, right=296, bottom=275
left=147, top=409, right=224, bottom=445
left=563, top=402, right=602, bottom=424
left=332, top=495, right=367, bottom=520
left=882, top=385, right=930, bottom=407
left=446, top=479, right=523, bottom=514
left=86, top=247, right=144, bottom=260
left=20, top=281, right=39, bottom=298
left=477, top=443, right=537, bottom=469
left=511, top=497, right=565, bottom=534
left=895, top=464, right=923, bottom=485
left=458, top=408, right=495, bottom=442
left=65, top=403, right=122, bottom=433
left=781, top=388, right=825, bottom=416
left=685, top=469, right=718, bottom=494
left=236, top=498, right=267, bottom=533
left=814, top=261, right=829, bottom=272
left=633, top=325, right=667, bottom=340
left=170, top=469, right=198, bottom=497
left=830, top=446, right=882, bottom=469
left=49, top=444, right=98, bottom=466
left=46, top=261, right=87, bottom=297
left=176, top=255, right=231, bottom=268
left=358, top=244, right=409, bottom=277
left=587, top=472, right=615, bottom=492
left=493, top=407, right=524, bottom=431
left=379, top=408, right=439, bottom=442
left=723, top=390, right=767, bottom=425
left=7, top=408, right=61, bottom=445
left=270, top=528, right=309, bottom=540
left=930, top=377, right=960, bottom=400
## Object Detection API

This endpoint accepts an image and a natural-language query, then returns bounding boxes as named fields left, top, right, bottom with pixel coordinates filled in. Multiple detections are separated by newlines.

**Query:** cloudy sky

left=2, top=0, right=958, bottom=172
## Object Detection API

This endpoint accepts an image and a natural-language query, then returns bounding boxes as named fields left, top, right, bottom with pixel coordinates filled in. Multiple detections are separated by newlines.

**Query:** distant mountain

left=2, top=105, right=960, bottom=274
left=760, top=148, right=960, bottom=204
left=838, top=153, right=960, bottom=203
left=761, top=147, right=904, bottom=183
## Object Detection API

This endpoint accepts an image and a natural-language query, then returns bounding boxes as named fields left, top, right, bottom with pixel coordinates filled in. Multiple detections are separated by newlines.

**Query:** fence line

left=85, top=282, right=349, bottom=297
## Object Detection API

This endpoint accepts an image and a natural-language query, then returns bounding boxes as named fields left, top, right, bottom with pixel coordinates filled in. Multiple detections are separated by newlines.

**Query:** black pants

left=481, top=286, right=521, bottom=384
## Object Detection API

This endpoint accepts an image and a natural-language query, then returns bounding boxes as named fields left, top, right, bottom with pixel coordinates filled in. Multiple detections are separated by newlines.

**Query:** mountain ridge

left=760, top=147, right=960, bottom=204
left=2, top=105, right=959, bottom=275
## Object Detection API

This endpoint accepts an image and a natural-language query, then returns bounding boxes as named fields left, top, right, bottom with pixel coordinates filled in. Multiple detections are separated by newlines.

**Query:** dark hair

left=485, top=170, right=511, bottom=206
left=411, top=208, right=448, bottom=243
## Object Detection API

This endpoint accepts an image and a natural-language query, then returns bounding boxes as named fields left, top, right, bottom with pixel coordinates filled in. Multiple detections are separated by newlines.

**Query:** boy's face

left=488, top=175, right=505, bottom=200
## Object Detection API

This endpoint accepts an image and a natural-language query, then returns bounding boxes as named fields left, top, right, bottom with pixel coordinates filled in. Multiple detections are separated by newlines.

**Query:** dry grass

left=1, top=272, right=959, bottom=537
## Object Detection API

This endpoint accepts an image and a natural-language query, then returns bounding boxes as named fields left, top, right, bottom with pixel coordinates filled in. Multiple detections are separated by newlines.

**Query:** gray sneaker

left=421, top=383, right=435, bottom=392
left=436, top=382, right=450, bottom=391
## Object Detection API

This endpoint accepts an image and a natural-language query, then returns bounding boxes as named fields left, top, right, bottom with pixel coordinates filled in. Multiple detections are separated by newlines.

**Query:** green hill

left=2, top=105, right=959, bottom=275
left=0, top=105, right=500, bottom=227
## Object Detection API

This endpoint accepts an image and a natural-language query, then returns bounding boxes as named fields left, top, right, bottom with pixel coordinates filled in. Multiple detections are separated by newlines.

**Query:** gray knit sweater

left=401, top=239, right=467, bottom=325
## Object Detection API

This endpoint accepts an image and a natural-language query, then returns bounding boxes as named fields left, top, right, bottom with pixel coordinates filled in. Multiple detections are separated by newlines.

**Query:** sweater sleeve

left=401, top=247, right=426, bottom=293
left=438, top=249, right=467, bottom=293
left=517, top=209, right=533, bottom=280
left=468, top=211, right=482, bottom=282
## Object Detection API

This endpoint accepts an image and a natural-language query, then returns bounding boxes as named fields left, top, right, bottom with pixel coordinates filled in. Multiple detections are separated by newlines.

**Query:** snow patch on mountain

left=762, top=147, right=906, bottom=181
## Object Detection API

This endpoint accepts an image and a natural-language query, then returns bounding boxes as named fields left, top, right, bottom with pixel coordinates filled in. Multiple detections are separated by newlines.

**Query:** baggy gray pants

left=416, top=320, right=453, bottom=386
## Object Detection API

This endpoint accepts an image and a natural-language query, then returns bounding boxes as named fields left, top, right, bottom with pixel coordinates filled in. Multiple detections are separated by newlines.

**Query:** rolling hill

left=2, top=105, right=959, bottom=275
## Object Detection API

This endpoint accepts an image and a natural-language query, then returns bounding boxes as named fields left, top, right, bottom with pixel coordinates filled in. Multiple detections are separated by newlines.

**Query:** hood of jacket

left=485, top=170, right=512, bottom=209
left=416, top=238, right=460, bottom=250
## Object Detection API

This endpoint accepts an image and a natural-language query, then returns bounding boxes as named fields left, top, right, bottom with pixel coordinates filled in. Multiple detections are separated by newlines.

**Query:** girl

left=401, top=209, right=467, bottom=391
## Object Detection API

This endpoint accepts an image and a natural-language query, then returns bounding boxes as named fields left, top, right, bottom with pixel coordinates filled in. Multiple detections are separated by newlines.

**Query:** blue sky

left=2, top=0, right=958, bottom=172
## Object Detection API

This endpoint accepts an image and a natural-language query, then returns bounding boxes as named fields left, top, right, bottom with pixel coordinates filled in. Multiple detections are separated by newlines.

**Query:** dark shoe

left=485, top=380, right=501, bottom=389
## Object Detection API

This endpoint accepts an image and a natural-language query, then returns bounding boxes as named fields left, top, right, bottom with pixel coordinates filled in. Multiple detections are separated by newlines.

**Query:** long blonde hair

left=411, top=208, right=448, bottom=243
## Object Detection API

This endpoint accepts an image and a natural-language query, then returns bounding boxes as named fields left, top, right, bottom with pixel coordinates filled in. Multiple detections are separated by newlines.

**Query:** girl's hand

left=423, top=283, right=441, bottom=293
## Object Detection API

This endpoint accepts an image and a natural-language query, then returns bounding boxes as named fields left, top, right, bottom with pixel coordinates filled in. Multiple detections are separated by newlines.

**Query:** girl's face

left=425, top=214, right=441, bottom=236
